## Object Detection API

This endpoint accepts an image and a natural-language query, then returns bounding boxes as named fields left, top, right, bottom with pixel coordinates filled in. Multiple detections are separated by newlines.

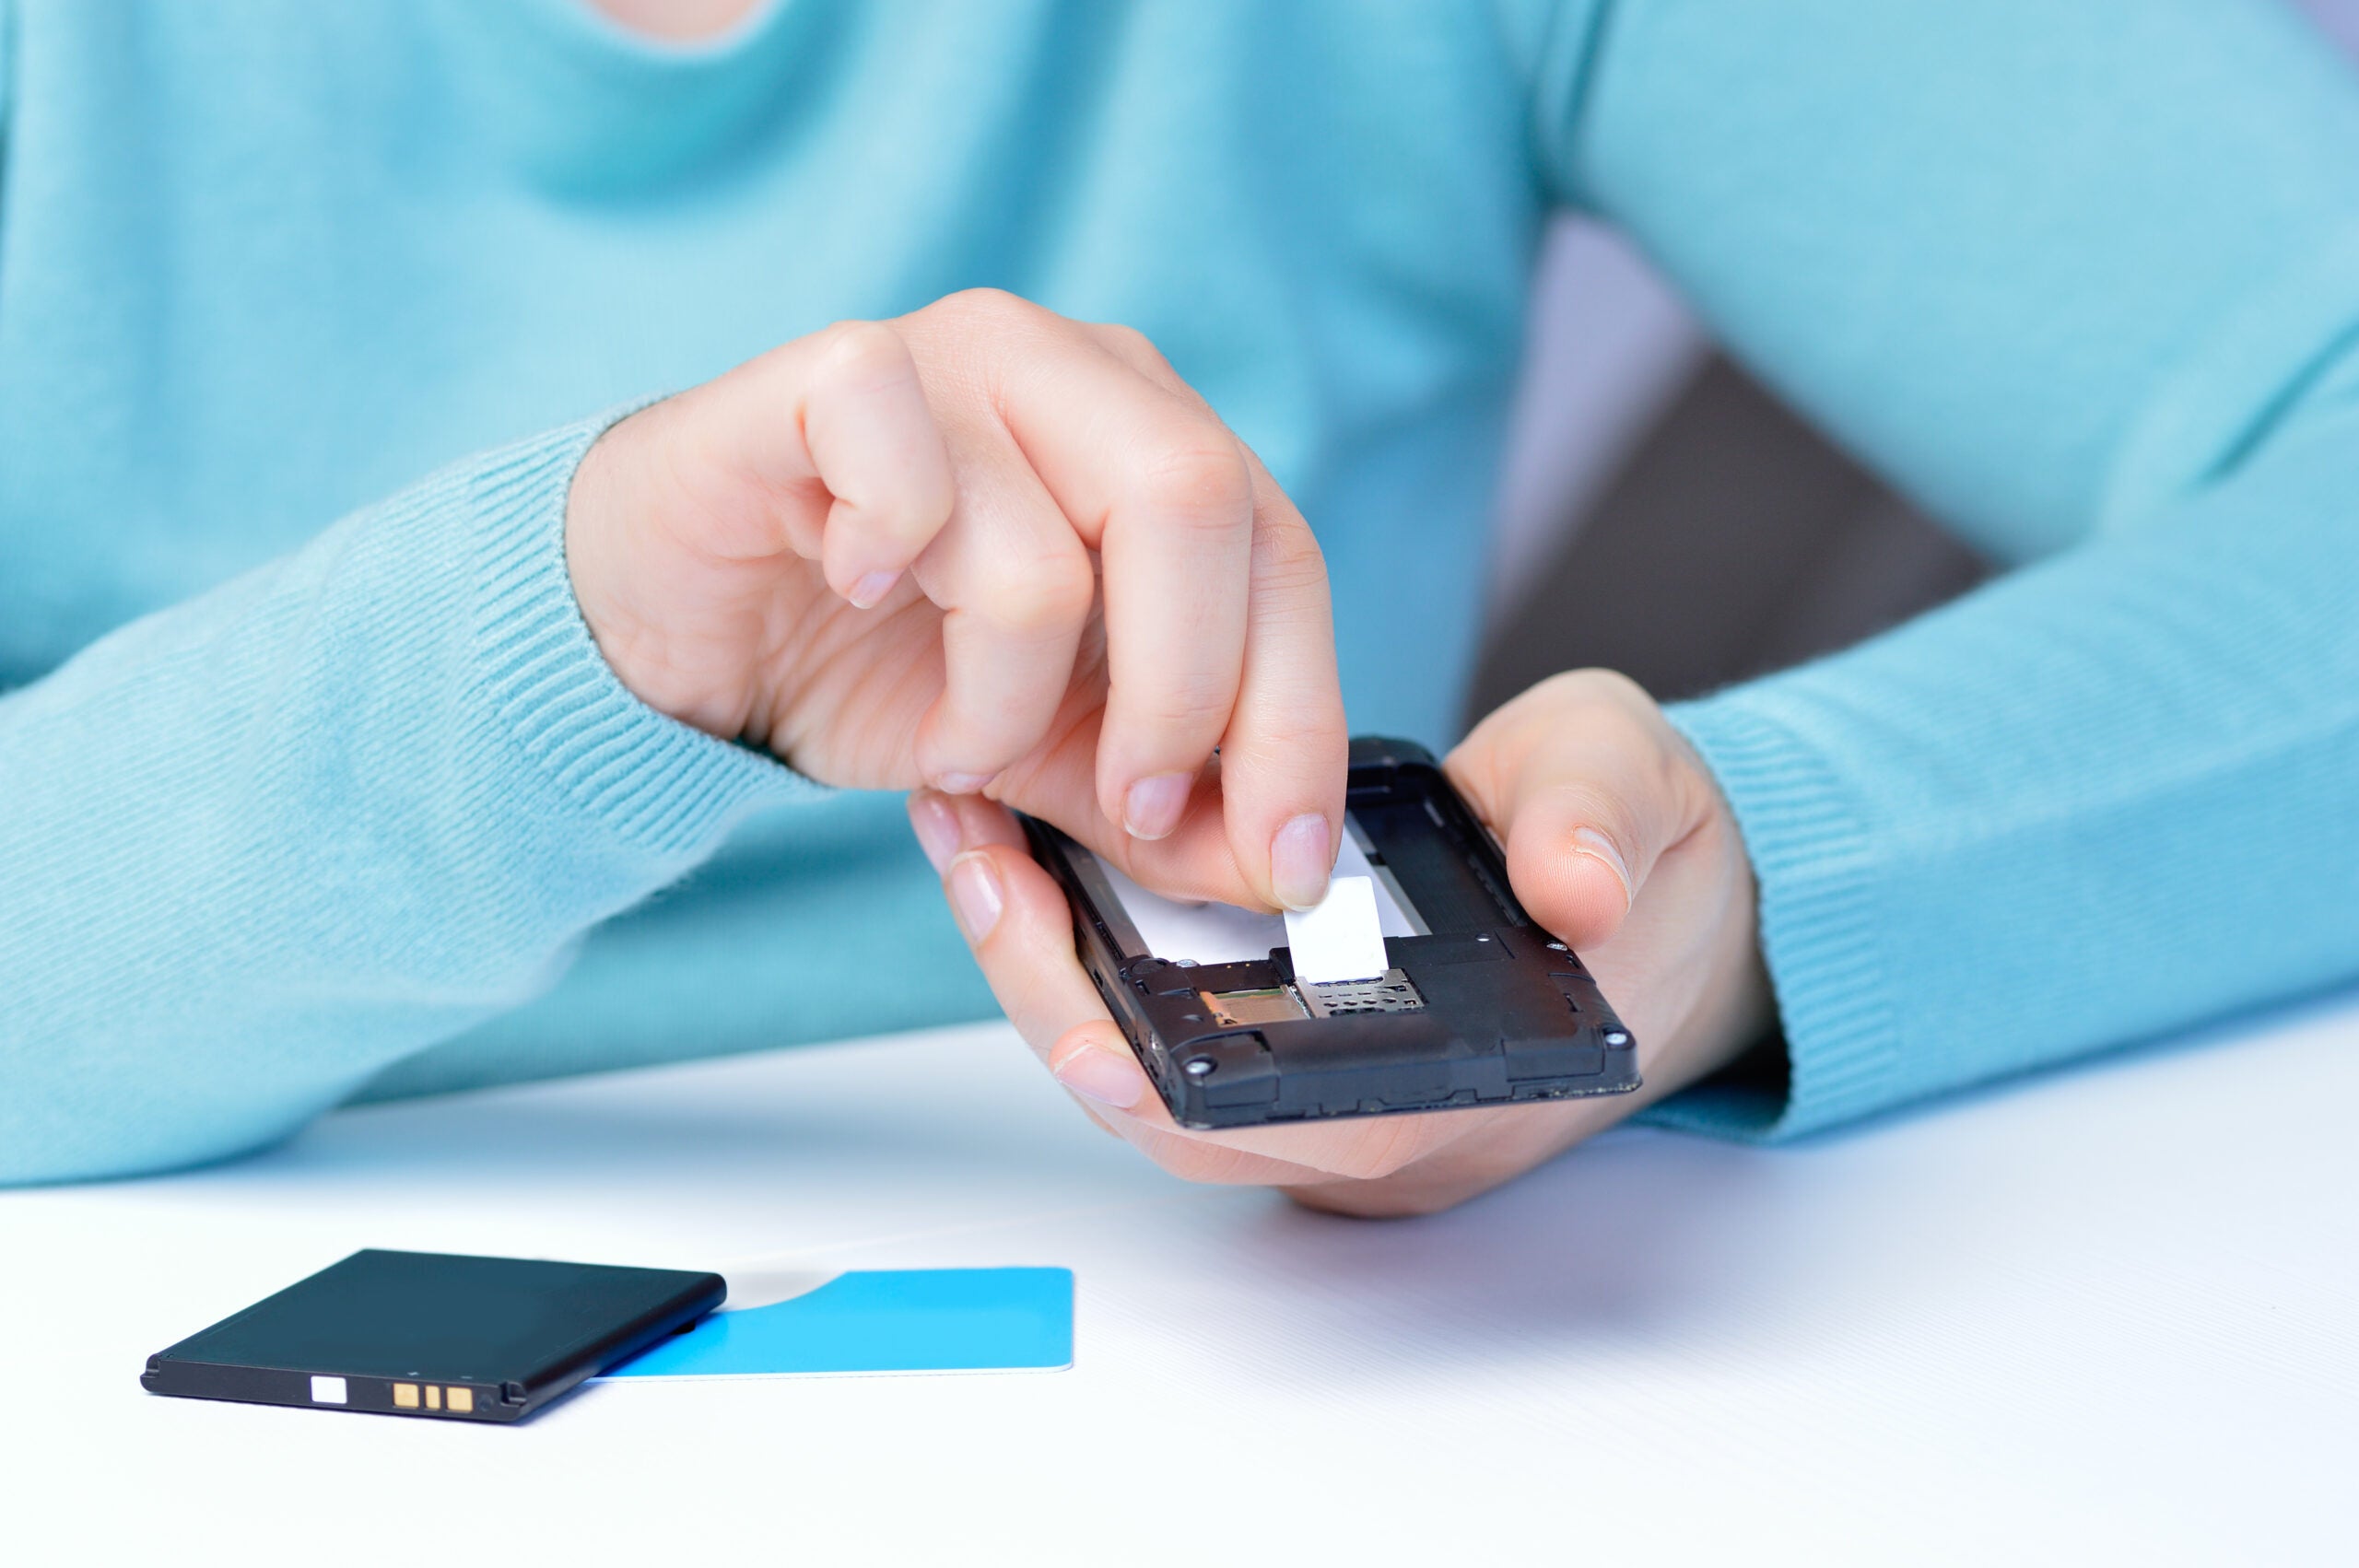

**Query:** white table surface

left=6, top=993, right=2355, bottom=1566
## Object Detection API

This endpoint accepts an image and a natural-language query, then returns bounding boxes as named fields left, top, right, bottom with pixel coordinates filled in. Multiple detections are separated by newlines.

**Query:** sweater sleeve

left=0, top=415, right=814, bottom=1183
left=1530, top=0, right=2359, bottom=1135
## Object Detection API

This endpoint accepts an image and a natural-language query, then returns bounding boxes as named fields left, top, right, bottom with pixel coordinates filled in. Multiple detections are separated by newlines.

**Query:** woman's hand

left=919, top=669, right=1773, bottom=1216
left=566, top=289, right=1347, bottom=912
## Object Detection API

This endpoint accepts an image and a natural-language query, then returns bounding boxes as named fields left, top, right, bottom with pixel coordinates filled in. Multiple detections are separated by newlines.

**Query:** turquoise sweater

left=4, top=0, right=2355, bottom=1183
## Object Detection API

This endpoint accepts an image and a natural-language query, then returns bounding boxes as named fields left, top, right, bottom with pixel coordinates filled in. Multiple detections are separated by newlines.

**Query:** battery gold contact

left=388, top=1381, right=475, bottom=1413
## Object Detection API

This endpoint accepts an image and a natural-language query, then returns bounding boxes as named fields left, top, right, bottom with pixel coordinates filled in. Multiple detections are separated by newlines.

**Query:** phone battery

left=142, top=1249, right=723, bottom=1423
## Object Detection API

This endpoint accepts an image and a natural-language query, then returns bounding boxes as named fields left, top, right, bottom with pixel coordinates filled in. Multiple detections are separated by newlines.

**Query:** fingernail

left=1270, top=812, right=1333, bottom=911
left=848, top=568, right=901, bottom=609
left=946, top=851, right=1003, bottom=942
left=1571, top=826, right=1634, bottom=911
left=1121, top=772, right=1192, bottom=840
left=909, top=790, right=962, bottom=873
left=1052, top=1041, right=1145, bottom=1108
left=935, top=771, right=993, bottom=795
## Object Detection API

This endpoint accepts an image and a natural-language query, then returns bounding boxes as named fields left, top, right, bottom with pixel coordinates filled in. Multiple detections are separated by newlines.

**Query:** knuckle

left=981, top=551, right=1095, bottom=636
left=1098, top=322, right=1174, bottom=375
left=936, top=287, right=1040, bottom=332
left=1216, top=702, right=1349, bottom=782
left=1099, top=322, right=1156, bottom=357
left=1539, top=667, right=1655, bottom=720
left=1524, top=669, right=1596, bottom=714
left=1251, top=517, right=1330, bottom=595
left=811, top=319, right=911, bottom=387
left=1592, top=703, right=1661, bottom=764
left=1497, top=672, right=1665, bottom=781
left=1134, top=438, right=1254, bottom=525
left=1135, top=670, right=1234, bottom=732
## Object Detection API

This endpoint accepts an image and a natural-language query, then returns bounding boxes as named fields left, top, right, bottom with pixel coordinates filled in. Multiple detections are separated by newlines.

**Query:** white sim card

left=1284, top=874, right=1391, bottom=984
left=1090, top=822, right=1420, bottom=973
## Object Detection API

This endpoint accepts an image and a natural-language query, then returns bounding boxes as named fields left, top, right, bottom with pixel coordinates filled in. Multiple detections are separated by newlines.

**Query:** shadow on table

left=1203, top=1126, right=1810, bottom=1373
left=1195, top=979, right=2359, bottom=1377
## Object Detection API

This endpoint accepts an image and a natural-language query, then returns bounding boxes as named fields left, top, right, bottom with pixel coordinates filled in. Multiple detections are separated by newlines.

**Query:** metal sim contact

left=1298, top=968, right=1424, bottom=1019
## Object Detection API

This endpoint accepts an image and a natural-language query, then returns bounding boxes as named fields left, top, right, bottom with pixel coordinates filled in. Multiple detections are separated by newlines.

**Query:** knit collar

left=430, top=0, right=834, bottom=198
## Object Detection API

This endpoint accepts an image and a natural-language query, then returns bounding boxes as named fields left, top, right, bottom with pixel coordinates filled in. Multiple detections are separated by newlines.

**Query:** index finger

left=1027, top=323, right=1349, bottom=911
left=979, top=318, right=1256, bottom=835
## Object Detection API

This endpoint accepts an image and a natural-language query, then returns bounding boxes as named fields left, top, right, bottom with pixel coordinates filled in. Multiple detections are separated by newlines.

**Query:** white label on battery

left=310, top=1375, right=347, bottom=1404
left=1284, top=874, right=1391, bottom=984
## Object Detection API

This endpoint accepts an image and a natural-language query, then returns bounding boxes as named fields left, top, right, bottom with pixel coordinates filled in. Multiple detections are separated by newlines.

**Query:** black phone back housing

left=1024, top=737, right=1639, bottom=1129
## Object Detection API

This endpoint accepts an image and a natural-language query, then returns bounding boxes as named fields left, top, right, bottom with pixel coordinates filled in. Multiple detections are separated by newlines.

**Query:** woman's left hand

left=912, top=669, right=1776, bottom=1216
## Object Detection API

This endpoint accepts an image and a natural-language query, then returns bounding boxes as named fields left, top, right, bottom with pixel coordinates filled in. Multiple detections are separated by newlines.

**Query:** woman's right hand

left=564, top=288, right=1347, bottom=912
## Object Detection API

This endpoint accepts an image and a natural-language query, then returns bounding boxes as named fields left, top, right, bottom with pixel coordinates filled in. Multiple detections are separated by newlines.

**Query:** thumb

left=1460, top=700, right=1692, bottom=954
left=1508, top=780, right=1657, bottom=952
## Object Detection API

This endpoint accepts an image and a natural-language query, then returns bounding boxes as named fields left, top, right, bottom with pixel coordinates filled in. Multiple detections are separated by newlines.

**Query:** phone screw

left=1182, top=1057, right=1217, bottom=1079
left=1604, top=1031, right=1629, bottom=1047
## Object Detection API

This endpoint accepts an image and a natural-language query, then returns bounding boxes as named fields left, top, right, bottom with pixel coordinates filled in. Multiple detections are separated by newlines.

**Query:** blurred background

left=1472, top=0, right=2359, bottom=725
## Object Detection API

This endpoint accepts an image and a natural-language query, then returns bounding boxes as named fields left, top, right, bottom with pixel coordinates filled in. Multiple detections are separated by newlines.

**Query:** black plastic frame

left=1024, top=737, right=1640, bottom=1129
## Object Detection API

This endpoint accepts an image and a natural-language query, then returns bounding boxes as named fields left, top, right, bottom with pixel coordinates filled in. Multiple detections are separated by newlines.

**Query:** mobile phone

left=1022, top=737, right=1639, bottom=1129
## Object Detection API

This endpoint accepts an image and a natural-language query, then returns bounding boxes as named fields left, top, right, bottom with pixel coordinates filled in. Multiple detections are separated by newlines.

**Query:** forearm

left=0, top=417, right=808, bottom=1183
left=1657, top=388, right=2359, bottom=1137
left=1539, top=0, right=2359, bottom=1132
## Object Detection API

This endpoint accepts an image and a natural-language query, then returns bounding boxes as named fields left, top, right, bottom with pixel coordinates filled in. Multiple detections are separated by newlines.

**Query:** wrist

left=1674, top=726, right=1778, bottom=1069
left=563, top=410, right=757, bottom=742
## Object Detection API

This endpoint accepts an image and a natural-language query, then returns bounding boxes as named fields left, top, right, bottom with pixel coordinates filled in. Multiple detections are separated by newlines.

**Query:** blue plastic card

left=601, top=1268, right=1073, bottom=1379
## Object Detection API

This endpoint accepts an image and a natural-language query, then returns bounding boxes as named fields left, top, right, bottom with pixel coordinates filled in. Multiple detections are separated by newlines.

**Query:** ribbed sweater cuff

left=1648, top=696, right=1902, bottom=1141
left=449, top=411, right=816, bottom=857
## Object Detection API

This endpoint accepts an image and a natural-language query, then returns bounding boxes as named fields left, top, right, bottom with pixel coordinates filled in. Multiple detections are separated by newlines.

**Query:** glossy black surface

left=142, top=1248, right=723, bottom=1422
